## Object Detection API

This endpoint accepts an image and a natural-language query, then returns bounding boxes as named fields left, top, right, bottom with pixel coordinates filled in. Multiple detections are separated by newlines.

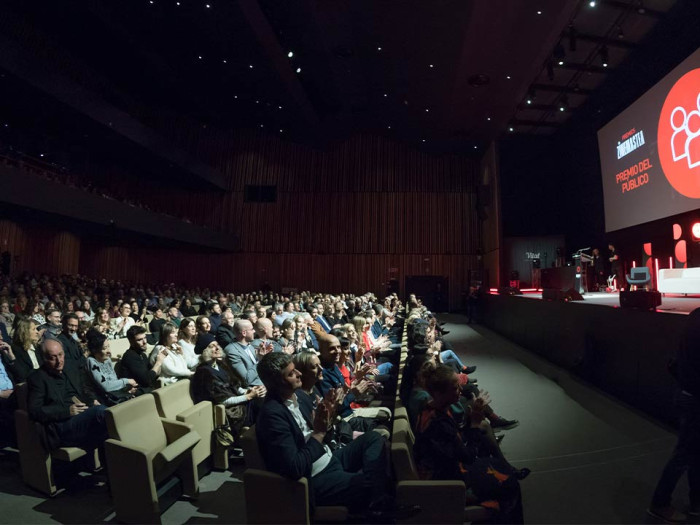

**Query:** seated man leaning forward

left=27, top=338, right=108, bottom=453
left=255, top=352, right=395, bottom=517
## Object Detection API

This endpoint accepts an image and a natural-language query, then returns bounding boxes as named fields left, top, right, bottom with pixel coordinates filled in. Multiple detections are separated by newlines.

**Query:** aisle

left=440, top=314, right=691, bottom=524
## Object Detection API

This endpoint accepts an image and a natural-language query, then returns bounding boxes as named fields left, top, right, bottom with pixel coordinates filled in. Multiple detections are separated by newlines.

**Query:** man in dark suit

left=215, top=310, right=236, bottom=349
left=224, top=319, right=264, bottom=387
left=27, top=338, right=107, bottom=452
left=255, top=352, right=392, bottom=516
left=56, top=313, right=86, bottom=372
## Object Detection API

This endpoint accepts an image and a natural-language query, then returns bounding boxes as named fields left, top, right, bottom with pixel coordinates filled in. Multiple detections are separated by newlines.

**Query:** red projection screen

left=598, top=47, right=700, bottom=232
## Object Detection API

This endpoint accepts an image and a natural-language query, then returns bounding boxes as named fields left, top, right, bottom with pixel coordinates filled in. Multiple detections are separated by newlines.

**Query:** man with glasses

left=224, top=319, right=264, bottom=387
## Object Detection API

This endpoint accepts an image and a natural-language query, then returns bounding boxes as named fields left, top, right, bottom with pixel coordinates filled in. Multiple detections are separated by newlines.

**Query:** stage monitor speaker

left=619, top=290, right=662, bottom=310
left=542, top=288, right=583, bottom=302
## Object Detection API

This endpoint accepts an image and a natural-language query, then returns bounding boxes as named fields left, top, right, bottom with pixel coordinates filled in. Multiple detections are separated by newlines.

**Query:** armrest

left=157, top=431, right=200, bottom=464
left=161, top=417, right=192, bottom=443
left=214, top=403, right=226, bottom=426
left=396, top=480, right=466, bottom=524
left=178, top=400, right=212, bottom=421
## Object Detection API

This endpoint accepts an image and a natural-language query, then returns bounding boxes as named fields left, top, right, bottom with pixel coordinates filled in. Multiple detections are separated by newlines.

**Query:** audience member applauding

left=119, top=325, right=165, bottom=390
left=224, top=319, right=265, bottom=387
left=148, top=307, right=167, bottom=335
left=413, top=364, right=525, bottom=524
left=86, top=329, right=139, bottom=404
left=92, top=307, right=115, bottom=339
left=27, top=339, right=108, bottom=456
left=255, top=352, right=403, bottom=520
left=191, top=341, right=265, bottom=439
left=149, top=322, right=196, bottom=384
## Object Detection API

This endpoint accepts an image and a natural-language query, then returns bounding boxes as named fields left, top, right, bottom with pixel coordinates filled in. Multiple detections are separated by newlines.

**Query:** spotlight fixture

left=249, top=64, right=254, bottom=69
left=554, top=43, right=566, bottom=66
left=589, top=0, right=596, bottom=7
left=526, top=87, right=536, bottom=105
left=377, top=46, right=382, bottom=51
left=600, top=45, right=609, bottom=68
left=422, top=139, right=426, bottom=143
left=205, top=3, right=211, bottom=8
left=506, top=75, right=511, bottom=80
left=429, top=64, right=434, bottom=68
left=288, top=51, right=294, bottom=58
left=487, top=117, right=491, bottom=121
left=425, top=108, right=430, bottom=112
left=509, top=127, right=514, bottom=132
left=537, top=10, right=542, bottom=15
left=296, top=67, right=301, bottom=73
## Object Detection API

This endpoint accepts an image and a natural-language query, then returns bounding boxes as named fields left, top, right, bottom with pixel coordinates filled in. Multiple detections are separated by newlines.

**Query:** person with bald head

left=27, top=338, right=108, bottom=452
left=224, top=319, right=263, bottom=387
left=252, top=317, right=283, bottom=354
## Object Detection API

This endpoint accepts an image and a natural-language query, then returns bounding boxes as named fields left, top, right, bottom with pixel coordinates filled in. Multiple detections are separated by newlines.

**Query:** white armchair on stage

left=658, top=268, right=700, bottom=294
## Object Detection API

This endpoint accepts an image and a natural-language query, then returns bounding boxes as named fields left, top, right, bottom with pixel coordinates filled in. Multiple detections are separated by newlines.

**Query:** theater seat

left=391, top=418, right=491, bottom=524
left=13, top=382, right=99, bottom=496
left=105, top=394, right=201, bottom=524
left=240, top=425, right=348, bottom=524
left=152, top=379, right=228, bottom=471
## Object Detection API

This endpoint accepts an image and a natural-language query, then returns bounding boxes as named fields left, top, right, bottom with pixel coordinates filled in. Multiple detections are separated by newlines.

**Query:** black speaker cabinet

left=542, top=288, right=583, bottom=301
left=619, top=290, right=662, bottom=309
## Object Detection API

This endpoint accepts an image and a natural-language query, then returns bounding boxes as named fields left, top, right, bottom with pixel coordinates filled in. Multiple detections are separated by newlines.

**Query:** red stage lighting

left=692, top=222, right=700, bottom=240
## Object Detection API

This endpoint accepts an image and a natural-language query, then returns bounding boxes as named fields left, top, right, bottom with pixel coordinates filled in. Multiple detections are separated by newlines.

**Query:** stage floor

left=512, top=290, right=700, bottom=314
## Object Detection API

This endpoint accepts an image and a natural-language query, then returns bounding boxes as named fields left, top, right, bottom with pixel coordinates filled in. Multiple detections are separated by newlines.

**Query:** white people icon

left=670, top=92, right=700, bottom=169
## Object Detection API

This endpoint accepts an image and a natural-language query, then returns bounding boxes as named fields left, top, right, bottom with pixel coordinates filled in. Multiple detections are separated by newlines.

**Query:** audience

left=86, top=329, right=138, bottom=404
left=4, top=318, right=41, bottom=383
left=119, top=325, right=165, bottom=390
left=224, top=319, right=265, bottom=387
left=149, top=322, right=196, bottom=384
left=215, top=310, right=236, bottom=349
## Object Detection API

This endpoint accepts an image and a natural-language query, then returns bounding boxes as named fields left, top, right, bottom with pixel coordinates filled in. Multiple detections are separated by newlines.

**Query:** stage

left=480, top=290, right=692, bottom=427
left=514, top=290, right=700, bottom=315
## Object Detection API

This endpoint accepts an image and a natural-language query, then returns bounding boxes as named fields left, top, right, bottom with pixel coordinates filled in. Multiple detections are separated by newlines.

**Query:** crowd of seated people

left=0, top=270, right=528, bottom=523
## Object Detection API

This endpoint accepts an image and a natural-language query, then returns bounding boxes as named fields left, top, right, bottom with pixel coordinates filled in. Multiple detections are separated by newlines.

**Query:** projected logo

left=658, top=68, right=700, bottom=198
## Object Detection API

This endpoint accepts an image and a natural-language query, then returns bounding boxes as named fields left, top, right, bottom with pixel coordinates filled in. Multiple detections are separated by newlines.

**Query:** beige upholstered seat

left=152, top=379, right=228, bottom=471
left=240, top=425, right=348, bottom=524
left=391, top=418, right=492, bottom=524
left=14, top=382, right=98, bottom=496
left=105, top=394, right=201, bottom=524
left=108, top=337, right=131, bottom=361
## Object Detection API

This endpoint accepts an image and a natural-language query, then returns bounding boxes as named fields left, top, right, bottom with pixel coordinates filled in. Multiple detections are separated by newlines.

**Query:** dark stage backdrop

left=2, top=131, right=487, bottom=308
left=503, top=235, right=565, bottom=288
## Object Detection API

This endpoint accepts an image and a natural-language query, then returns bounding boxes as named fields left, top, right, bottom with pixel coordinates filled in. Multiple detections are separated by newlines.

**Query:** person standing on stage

left=608, top=243, right=622, bottom=289
left=592, top=248, right=605, bottom=291
left=648, top=307, right=700, bottom=522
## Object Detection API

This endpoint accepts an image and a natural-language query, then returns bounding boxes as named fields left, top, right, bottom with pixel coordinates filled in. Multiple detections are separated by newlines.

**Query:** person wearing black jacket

left=255, top=352, right=393, bottom=517
left=27, top=339, right=107, bottom=452
left=118, top=326, right=166, bottom=389
left=215, top=310, right=236, bottom=349
left=56, top=313, right=86, bottom=372
left=648, top=308, right=700, bottom=522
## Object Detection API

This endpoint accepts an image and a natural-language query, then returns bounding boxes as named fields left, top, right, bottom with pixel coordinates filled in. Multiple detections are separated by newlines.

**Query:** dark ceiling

left=0, top=0, right=681, bottom=161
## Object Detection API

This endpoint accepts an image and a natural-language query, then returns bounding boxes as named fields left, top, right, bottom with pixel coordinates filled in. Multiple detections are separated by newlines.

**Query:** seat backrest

left=240, top=425, right=266, bottom=470
left=15, top=382, right=28, bottom=411
left=391, top=418, right=418, bottom=481
left=106, top=394, right=167, bottom=453
left=152, top=379, right=194, bottom=418
left=109, top=337, right=131, bottom=361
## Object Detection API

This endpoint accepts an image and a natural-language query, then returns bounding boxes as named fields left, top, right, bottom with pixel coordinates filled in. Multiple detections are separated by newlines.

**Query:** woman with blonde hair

left=92, top=307, right=115, bottom=338
left=2, top=318, right=42, bottom=383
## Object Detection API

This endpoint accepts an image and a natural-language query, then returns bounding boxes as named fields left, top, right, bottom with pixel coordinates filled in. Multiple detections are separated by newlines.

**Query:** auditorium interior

left=1, top=0, right=700, bottom=524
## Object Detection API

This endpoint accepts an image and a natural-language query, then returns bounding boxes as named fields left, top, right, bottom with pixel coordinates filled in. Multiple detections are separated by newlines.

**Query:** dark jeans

left=54, top=405, right=108, bottom=451
left=311, top=430, right=388, bottom=513
left=651, top=390, right=700, bottom=508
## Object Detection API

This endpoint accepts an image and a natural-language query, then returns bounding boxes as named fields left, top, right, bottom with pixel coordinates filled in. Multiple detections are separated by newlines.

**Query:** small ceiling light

left=377, top=46, right=382, bottom=51
left=198, top=55, right=202, bottom=60
left=537, top=10, right=542, bottom=15
left=39, top=153, right=44, bottom=157
left=474, top=146, right=478, bottom=149
left=205, top=3, right=211, bottom=8
left=509, top=127, right=514, bottom=132
left=422, top=139, right=426, bottom=143
left=637, top=0, right=646, bottom=14
left=149, top=0, right=154, bottom=4
left=387, top=125, right=391, bottom=129
left=383, top=93, right=388, bottom=97
left=259, top=124, right=264, bottom=128
left=554, top=43, right=566, bottom=66
left=425, top=108, right=430, bottom=112
left=222, top=59, right=227, bottom=63
left=278, top=105, right=282, bottom=109
left=234, top=95, right=238, bottom=99
left=589, top=0, right=596, bottom=6
left=600, top=45, right=609, bottom=67
left=296, top=67, right=301, bottom=73
left=279, top=129, right=283, bottom=133
left=506, top=75, right=511, bottom=80
left=176, top=1, right=180, bottom=4
left=255, top=100, right=260, bottom=104
left=559, top=95, right=569, bottom=112
left=526, top=87, right=536, bottom=105
left=429, top=64, right=434, bottom=68
left=249, top=64, right=253, bottom=69
left=487, top=117, right=491, bottom=121
left=288, top=51, right=294, bottom=58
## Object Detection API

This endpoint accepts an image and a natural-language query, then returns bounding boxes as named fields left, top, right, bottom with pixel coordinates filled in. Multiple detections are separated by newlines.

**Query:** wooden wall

left=5, top=130, right=487, bottom=309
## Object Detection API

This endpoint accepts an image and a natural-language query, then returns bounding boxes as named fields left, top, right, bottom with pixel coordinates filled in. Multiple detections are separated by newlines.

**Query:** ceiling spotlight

left=279, top=129, right=283, bottom=133
left=198, top=55, right=202, bottom=60
left=559, top=95, right=569, bottom=112
left=176, top=1, right=180, bottom=4
left=422, top=139, right=426, bottom=143
left=425, top=108, right=430, bottom=112
left=429, top=64, right=434, bottom=68
left=278, top=105, right=282, bottom=109
left=383, top=93, right=388, bottom=97
left=288, top=51, right=294, bottom=58
left=487, top=117, right=491, bottom=121
left=249, top=64, right=253, bottom=69
left=234, top=95, right=238, bottom=99
left=506, top=75, right=511, bottom=80
left=377, top=46, right=382, bottom=51
left=526, top=87, right=536, bottom=105
left=537, top=10, right=542, bottom=15
left=39, top=153, right=44, bottom=157
left=222, top=59, right=227, bottom=63
left=589, top=0, right=596, bottom=7
left=296, top=67, right=301, bottom=73
left=255, top=100, right=260, bottom=104
left=600, top=45, right=609, bottom=67
left=149, top=0, right=154, bottom=4
left=205, top=3, right=211, bottom=8
left=473, top=146, right=478, bottom=149
left=259, top=124, right=264, bottom=128
left=387, top=125, right=391, bottom=129
left=509, top=127, right=514, bottom=132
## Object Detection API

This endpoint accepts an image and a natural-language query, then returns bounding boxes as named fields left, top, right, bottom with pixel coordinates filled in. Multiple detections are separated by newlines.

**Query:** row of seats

left=239, top=320, right=491, bottom=524
left=14, top=379, right=229, bottom=524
